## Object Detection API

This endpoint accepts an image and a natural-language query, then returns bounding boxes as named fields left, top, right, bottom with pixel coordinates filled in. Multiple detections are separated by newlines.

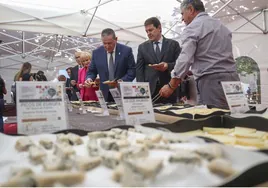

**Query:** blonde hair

left=80, top=51, right=92, bottom=66
left=15, top=62, right=32, bottom=81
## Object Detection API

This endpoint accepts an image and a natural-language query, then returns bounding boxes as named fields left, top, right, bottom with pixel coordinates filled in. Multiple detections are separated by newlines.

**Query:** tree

left=235, top=56, right=261, bottom=103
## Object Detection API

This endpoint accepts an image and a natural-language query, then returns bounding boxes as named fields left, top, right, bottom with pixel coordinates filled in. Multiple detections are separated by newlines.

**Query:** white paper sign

left=16, top=81, right=68, bottom=135
left=95, top=90, right=109, bottom=116
left=109, top=88, right=124, bottom=119
left=76, top=92, right=86, bottom=114
left=120, top=82, right=155, bottom=125
left=221, top=81, right=249, bottom=113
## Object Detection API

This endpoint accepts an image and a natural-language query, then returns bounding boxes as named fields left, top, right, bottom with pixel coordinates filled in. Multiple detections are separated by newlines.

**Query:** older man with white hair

left=159, top=0, right=240, bottom=109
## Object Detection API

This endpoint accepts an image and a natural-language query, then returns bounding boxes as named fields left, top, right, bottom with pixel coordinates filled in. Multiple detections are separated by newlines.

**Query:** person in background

left=58, top=75, right=67, bottom=82
left=70, top=51, right=82, bottom=101
left=159, top=0, right=240, bottom=109
left=33, top=71, right=47, bottom=81
left=85, top=28, right=136, bottom=102
left=136, top=17, right=181, bottom=104
left=21, top=73, right=34, bottom=81
left=14, top=62, right=32, bottom=81
left=0, top=75, right=7, bottom=132
left=11, top=62, right=32, bottom=103
left=78, top=52, right=98, bottom=101
left=66, top=67, right=73, bottom=100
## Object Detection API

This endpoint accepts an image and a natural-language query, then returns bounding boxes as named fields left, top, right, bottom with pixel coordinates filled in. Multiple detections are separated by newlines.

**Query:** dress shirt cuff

left=171, top=70, right=188, bottom=81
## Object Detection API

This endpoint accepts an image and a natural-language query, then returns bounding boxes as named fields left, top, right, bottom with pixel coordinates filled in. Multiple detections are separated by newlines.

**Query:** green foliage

left=235, top=56, right=259, bottom=74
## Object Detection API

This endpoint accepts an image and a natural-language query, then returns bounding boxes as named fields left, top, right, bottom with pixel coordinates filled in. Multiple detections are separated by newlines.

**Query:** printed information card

left=221, top=81, right=249, bottom=114
left=16, top=81, right=68, bottom=135
left=120, top=82, right=155, bottom=125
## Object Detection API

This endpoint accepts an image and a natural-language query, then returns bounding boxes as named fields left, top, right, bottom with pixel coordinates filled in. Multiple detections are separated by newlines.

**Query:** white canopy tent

left=0, top=0, right=267, bottom=104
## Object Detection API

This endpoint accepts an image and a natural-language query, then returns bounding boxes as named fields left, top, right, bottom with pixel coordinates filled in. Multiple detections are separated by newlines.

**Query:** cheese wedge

left=234, top=127, right=256, bottom=134
left=236, top=138, right=265, bottom=148
left=205, top=134, right=236, bottom=145
left=203, top=127, right=234, bottom=135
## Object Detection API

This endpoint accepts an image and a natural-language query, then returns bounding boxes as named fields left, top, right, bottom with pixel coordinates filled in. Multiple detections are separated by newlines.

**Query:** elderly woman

left=77, top=52, right=98, bottom=101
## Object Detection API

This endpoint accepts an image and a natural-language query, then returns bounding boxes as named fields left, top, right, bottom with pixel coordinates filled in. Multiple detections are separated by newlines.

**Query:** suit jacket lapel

left=102, top=47, right=109, bottom=78
left=147, top=42, right=158, bottom=64
left=114, top=44, right=120, bottom=77
left=160, top=37, right=168, bottom=62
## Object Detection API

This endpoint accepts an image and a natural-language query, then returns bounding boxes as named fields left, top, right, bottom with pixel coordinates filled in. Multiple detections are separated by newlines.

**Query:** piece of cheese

left=234, top=127, right=256, bottom=134
left=203, top=127, right=234, bottom=135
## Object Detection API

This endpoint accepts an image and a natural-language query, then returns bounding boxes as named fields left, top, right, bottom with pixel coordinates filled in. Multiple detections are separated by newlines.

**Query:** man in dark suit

left=85, top=28, right=136, bottom=102
left=70, top=51, right=82, bottom=101
left=136, top=17, right=181, bottom=104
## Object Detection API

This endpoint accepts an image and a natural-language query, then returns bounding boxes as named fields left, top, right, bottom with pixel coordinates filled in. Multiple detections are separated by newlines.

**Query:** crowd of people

left=0, top=0, right=241, bottom=132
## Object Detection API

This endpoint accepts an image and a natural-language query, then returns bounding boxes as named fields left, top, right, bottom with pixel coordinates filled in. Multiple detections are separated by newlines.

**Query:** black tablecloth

left=68, top=109, right=127, bottom=131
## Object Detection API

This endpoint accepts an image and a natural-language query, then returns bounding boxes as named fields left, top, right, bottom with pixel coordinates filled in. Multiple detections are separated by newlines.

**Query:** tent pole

left=0, top=46, right=20, bottom=56
left=233, top=11, right=262, bottom=32
left=22, top=31, right=25, bottom=57
left=212, top=0, right=233, bottom=17
left=28, top=36, right=55, bottom=55
left=232, top=31, right=263, bottom=34
left=264, top=10, right=267, bottom=33
left=84, top=0, right=102, bottom=36
left=84, top=0, right=116, bottom=12
left=219, top=0, right=265, bottom=33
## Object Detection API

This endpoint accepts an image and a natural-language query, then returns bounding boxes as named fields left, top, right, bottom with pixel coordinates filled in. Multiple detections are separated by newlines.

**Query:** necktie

left=155, top=41, right=161, bottom=62
left=108, top=52, right=115, bottom=81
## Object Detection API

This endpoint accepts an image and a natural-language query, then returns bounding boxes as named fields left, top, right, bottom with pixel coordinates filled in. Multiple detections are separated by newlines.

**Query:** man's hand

left=84, top=79, right=94, bottom=88
left=79, top=84, right=83, bottom=88
left=159, top=84, right=175, bottom=98
left=70, top=80, right=76, bottom=86
left=106, top=81, right=118, bottom=88
left=159, top=78, right=181, bottom=98
left=150, top=62, right=168, bottom=72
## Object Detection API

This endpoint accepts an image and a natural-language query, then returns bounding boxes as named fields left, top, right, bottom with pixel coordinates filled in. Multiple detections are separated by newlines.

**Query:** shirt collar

left=195, top=12, right=208, bottom=19
left=107, top=44, right=117, bottom=54
left=154, top=35, right=163, bottom=44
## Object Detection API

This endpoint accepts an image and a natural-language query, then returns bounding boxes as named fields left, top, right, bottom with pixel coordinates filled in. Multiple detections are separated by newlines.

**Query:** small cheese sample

left=29, top=146, right=47, bottom=164
left=56, top=134, right=69, bottom=144
left=195, top=144, right=222, bottom=160
left=208, top=158, right=236, bottom=177
left=74, top=156, right=102, bottom=171
left=121, top=146, right=149, bottom=159
left=206, top=134, right=236, bottom=145
left=111, top=164, right=125, bottom=182
left=54, top=143, right=75, bottom=158
left=169, top=150, right=201, bottom=164
left=43, top=154, right=72, bottom=171
left=100, top=138, right=129, bottom=151
left=88, top=131, right=106, bottom=139
left=203, top=127, right=234, bottom=135
left=1, top=176, right=37, bottom=187
left=124, top=158, right=163, bottom=179
left=102, top=151, right=123, bottom=169
left=87, top=140, right=100, bottom=156
left=39, top=138, right=53, bottom=150
left=236, top=138, right=265, bottom=148
left=234, top=127, right=256, bottom=134
left=34, top=171, right=85, bottom=187
left=67, top=133, right=83, bottom=145
left=10, top=167, right=34, bottom=179
left=15, top=137, right=34, bottom=152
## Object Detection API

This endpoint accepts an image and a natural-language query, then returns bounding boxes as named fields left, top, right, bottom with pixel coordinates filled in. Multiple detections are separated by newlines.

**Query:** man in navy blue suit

left=85, top=28, right=136, bottom=102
